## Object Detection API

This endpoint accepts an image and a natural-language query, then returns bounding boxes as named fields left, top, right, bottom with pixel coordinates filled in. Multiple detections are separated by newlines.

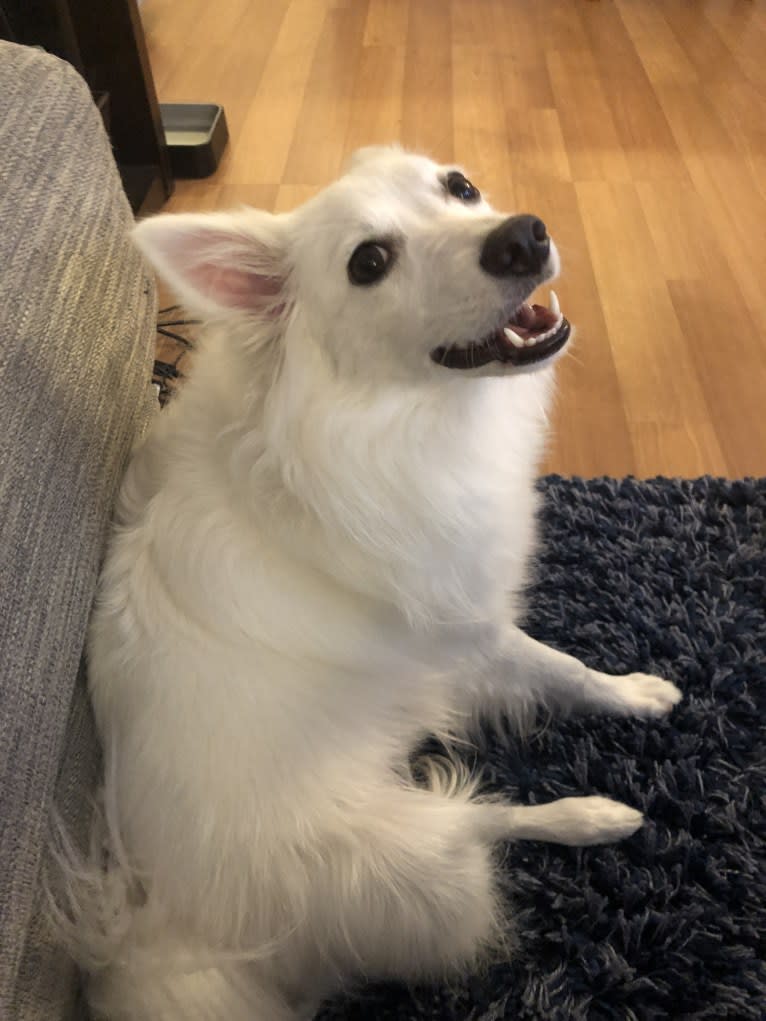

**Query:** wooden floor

left=142, top=0, right=766, bottom=478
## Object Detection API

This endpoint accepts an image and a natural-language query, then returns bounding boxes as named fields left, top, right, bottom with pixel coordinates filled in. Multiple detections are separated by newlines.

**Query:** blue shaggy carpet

left=319, top=476, right=766, bottom=1021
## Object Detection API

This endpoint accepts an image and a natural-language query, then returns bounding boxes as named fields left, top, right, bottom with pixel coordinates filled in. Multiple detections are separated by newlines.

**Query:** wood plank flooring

left=142, top=0, right=766, bottom=478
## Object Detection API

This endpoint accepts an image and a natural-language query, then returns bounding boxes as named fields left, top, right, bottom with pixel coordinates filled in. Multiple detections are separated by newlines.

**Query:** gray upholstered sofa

left=0, top=41, right=158, bottom=1020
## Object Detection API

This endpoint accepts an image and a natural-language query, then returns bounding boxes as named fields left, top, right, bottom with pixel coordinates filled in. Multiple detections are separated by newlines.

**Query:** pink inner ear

left=190, top=262, right=282, bottom=311
left=158, top=226, right=284, bottom=312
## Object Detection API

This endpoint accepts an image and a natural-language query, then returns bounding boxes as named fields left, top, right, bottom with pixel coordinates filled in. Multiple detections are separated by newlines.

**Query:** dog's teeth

left=549, top=289, right=560, bottom=317
left=524, top=336, right=538, bottom=347
left=503, top=327, right=526, bottom=348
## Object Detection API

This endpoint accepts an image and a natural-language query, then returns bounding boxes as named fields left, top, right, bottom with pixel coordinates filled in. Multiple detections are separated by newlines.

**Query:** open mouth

left=431, top=291, right=571, bottom=370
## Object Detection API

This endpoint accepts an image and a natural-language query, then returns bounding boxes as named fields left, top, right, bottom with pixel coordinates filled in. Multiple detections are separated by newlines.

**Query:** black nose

left=480, top=215, right=550, bottom=277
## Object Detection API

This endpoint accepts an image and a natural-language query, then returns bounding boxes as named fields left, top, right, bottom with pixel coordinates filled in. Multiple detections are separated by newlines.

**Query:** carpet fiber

left=319, top=476, right=766, bottom=1021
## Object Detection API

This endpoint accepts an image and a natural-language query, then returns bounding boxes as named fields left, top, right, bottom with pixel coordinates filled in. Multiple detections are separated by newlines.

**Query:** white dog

left=65, top=147, right=681, bottom=1020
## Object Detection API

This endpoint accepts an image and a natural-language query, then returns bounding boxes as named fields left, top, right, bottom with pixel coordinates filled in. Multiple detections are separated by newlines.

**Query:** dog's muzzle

left=431, top=212, right=571, bottom=370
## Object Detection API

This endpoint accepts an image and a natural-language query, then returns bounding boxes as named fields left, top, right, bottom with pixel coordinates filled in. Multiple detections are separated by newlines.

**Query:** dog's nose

left=480, top=215, right=550, bottom=277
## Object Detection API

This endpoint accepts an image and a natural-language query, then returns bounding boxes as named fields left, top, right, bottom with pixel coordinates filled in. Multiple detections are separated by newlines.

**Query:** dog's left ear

left=133, top=210, right=289, bottom=322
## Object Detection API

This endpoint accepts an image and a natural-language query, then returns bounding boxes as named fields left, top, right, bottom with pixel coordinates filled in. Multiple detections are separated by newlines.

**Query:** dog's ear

left=132, top=210, right=289, bottom=322
left=346, top=145, right=403, bottom=173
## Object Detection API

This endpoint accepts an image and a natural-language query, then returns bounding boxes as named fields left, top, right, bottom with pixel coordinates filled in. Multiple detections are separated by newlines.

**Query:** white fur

left=57, top=148, right=681, bottom=1020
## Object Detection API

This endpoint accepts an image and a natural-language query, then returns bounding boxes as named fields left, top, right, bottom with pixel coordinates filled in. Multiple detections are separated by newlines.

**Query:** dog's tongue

left=506, top=301, right=559, bottom=339
left=511, top=302, right=539, bottom=330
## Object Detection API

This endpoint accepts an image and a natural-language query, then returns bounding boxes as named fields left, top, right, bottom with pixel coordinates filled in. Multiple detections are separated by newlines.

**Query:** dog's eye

left=446, top=171, right=481, bottom=203
left=348, top=242, right=393, bottom=286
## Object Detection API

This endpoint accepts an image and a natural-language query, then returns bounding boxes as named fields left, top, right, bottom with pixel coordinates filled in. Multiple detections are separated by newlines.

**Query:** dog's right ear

left=346, top=144, right=403, bottom=173
left=133, top=210, right=289, bottom=322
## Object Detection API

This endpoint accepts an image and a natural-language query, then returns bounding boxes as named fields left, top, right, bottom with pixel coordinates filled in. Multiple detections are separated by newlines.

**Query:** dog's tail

left=46, top=792, right=297, bottom=1021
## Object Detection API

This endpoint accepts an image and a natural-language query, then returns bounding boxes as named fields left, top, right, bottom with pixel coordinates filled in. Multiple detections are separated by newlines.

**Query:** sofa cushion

left=0, top=41, right=157, bottom=1019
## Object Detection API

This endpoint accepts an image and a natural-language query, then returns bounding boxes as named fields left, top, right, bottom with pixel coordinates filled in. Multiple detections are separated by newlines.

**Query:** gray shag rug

left=318, top=476, right=766, bottom=1021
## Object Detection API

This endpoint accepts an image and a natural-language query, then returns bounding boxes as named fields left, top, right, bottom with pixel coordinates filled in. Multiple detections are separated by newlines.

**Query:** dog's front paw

left=617, top=672, right=682, bottom=717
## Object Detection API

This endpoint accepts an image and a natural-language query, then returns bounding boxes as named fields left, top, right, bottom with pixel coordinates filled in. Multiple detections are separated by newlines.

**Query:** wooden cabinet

left=1, top=0, right=173, bottom=214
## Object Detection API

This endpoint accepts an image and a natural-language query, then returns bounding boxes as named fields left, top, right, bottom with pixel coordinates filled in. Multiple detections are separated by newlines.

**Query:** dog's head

left=134, top=146, right=570, bottom=383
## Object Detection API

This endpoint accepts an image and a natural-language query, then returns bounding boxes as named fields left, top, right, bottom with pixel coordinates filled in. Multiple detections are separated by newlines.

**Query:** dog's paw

left=616, top=672, right=682, bottom=717
left=555, top=797, right=643, bottom=846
